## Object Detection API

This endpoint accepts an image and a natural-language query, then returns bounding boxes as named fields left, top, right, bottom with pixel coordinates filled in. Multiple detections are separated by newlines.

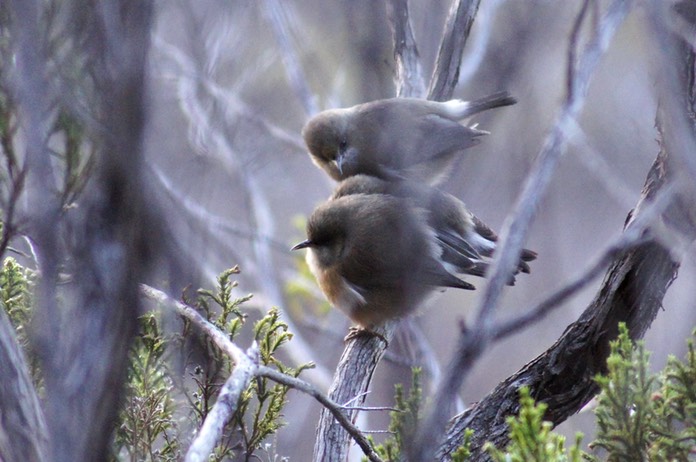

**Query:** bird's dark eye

left=339, top=139, right=348, bottom=150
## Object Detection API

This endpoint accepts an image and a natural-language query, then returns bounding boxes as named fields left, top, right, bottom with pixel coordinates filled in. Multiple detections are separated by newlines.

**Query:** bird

left=302, top=91, right=516, bottom=185
left=291, top=192, right=474, bottom=331
left=330, top=174, right=537, bottom=284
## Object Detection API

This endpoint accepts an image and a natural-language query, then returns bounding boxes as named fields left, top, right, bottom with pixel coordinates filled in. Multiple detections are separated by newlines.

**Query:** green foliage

left=591, top=323, right=696, bottom=461
left=0, top=257, right=33, bottom=342
left=649, top=337, right=696, bottom=460
left=112, top=267, right=308, bottom=461
left=485, top=387, right=586, bottom=462
left=5, top=251, right=696, bottom=462
left=591, top=324, right=653, bottom=460
left=184, top=266, right=251, bottom=442
left=368, top=368, right=433, bottom=461
left=186, top=268, right=310, bottom=461
left=196, top=265, right=251, bottom=341
left=450, top=429, right=474, bottom=462
left=115, top=312, right=180, bottom=462
left=236, top=308, right=314, bottom=459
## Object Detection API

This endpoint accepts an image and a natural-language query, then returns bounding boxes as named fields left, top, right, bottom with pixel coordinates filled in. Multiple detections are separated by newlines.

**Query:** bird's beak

left=291, top=239, right=312, bottom=251
left=336, top=146, right=357, bottom=176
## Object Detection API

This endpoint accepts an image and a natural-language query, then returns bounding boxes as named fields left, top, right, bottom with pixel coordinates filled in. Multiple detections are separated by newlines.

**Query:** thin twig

left=567, top=120, right=640, bottom=210
left=340, top=405, right=401, bottom=412
left=456, top=0, right=506, bottom=88
left=149, top=164, right=289, bottom=253
left=256, top=366, right=384, bottom=462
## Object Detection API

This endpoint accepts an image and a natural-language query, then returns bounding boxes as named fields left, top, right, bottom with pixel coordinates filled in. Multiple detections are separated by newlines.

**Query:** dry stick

left=312, top=323, right=395, bottom=462
left=186, top=347, right=259, bottom=462
left=410, top=1, right=633, bottom=460
left=256, top=366, right=384, bottom=462
left=427, top=0, right=482, bottom=101
left=386, top=0, right=426, bottom=98
left=139, top=285, right=384, bottom=462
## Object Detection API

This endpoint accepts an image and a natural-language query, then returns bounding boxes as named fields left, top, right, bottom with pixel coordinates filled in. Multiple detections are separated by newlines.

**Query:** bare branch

left=439, top=153, right=689, bottom=461
left=257, top=366, right=385, bottom=462
left=312, top=323, right=394, bottom=462
left=427, top=0, right=482, bottom=101
left=435, top=5, right=696, bottom=456
left=16, top=2, right=159, bottom=460
left=140, top=284, right=260, bottom=461
left=186, top=345, right=260, bottom=462
left=385, top=0, right=425, bottom=98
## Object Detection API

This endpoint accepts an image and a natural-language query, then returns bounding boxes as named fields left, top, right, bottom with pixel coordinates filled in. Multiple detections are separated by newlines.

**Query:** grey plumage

left=331, top=175, right=537, bottom=285
left=302, top=92, right=516, bottom=185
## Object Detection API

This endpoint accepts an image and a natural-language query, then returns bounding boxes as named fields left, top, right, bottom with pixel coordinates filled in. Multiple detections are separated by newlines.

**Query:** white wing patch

left=441, top=99, right=471, bottom=119
left=467, top=230, right=496, bottom=253
left=339, top=278, right=367, bottom=308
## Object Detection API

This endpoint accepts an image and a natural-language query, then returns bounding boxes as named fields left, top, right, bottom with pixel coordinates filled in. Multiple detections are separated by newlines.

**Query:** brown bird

left=302, top=92, right=516, bottom=185
left=292, top=192, right=474, bottom=329
left=331, top=174, right=537, bottom=284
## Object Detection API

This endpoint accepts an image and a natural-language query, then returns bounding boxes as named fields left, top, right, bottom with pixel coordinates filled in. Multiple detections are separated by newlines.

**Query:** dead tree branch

left=386, top=0, right=425, bottom=98
left=10, top=2, right=158, bottom=461
left=427, top=0, right=482, bottom=101
left=312, top=1, right=430, bottom=459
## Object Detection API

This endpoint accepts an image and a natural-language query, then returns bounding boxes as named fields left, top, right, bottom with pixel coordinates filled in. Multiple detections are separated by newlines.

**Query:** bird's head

left=302, top=109, right=359, bottom=180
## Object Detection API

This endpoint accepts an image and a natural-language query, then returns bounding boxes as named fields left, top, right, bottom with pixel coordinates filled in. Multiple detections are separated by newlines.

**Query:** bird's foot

left=344, top=326, right=389, bottom=347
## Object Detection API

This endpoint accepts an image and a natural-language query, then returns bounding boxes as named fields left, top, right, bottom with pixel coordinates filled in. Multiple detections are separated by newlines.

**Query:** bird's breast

left=306, top=251, right=367, bottom=315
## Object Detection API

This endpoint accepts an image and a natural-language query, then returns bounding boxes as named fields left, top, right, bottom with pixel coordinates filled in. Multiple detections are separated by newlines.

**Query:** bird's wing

left=419, top=258, right=476, bottom=291
left=436, top=228, right=481, bottom=261
left=414, top=115, right=484, bottom=159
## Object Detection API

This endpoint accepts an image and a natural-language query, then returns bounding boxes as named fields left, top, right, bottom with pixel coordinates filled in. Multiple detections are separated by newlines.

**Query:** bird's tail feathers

left=442, top=91, right=517, bottom=120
